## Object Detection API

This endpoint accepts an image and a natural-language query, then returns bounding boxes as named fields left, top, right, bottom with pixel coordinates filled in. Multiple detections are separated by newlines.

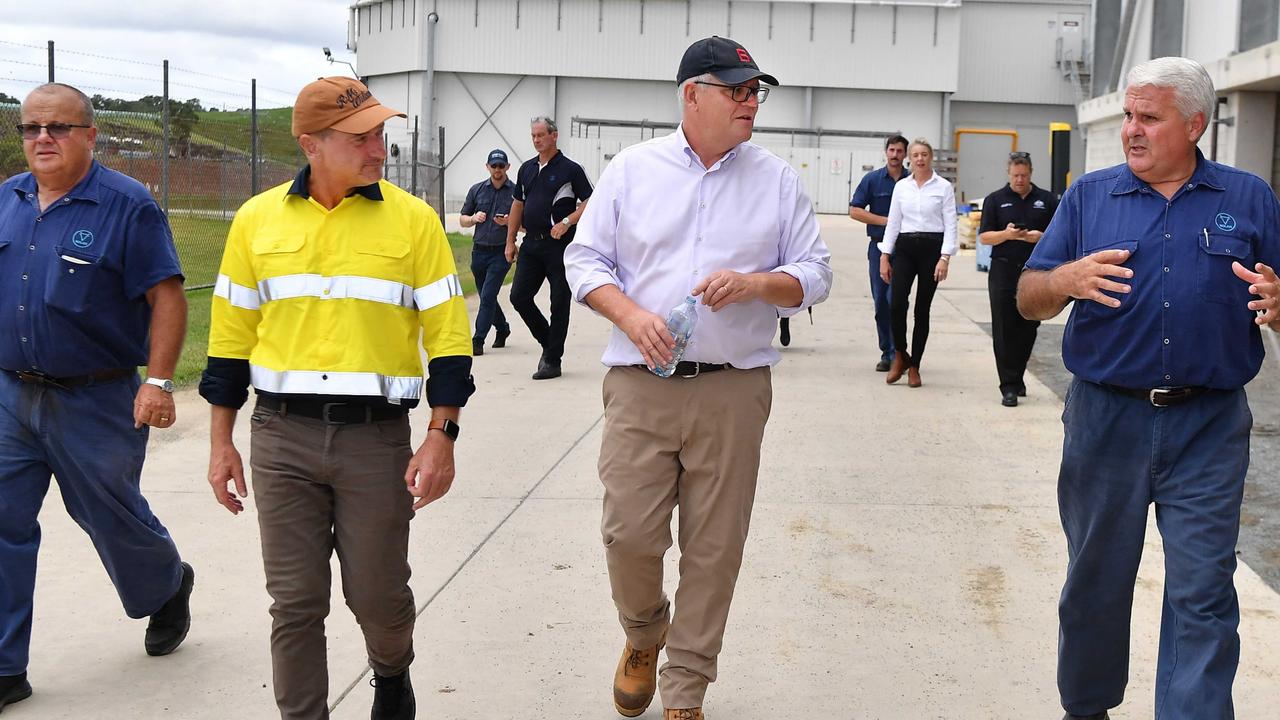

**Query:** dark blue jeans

left=0, top=371, right=183, bottom=674
left=470, top=245, right=511, bottom=344
left=1057, top=378, right=1249, bottom=719
left=867, top=240, right=894, bottom=361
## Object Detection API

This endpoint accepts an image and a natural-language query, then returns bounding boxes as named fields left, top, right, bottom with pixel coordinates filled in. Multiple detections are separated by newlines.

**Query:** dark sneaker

left=146, top=562, right=194, bottom=657
left=1002, top=391, right=1018, bottom=407
left=532, top=357, right=561, bottom=380
left=493, top=328, right=511, bottom=349
left=472, top=339, right=484, bottom=356
left=0, top=673, right=32, bottom=711
left=370, top=669, right=415, bottom=720
left=875, top=359, right=891, bottom=372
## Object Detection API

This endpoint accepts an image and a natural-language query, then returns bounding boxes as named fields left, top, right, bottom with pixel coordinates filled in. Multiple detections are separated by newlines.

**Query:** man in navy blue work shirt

left=460, top=148, right=515, bottom=356
left=849, top=134, right=907, bottom=371
left=978, top=152, right=1058, bottom=407
left=0, top=83, right=194, bottom=712
left=504, top=117, right=592, bottom=380
left=1019, top=58, right=1280, bottom=720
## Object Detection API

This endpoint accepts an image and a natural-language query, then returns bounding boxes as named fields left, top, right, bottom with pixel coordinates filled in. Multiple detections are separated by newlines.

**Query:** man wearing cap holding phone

left=201, top=77, right=473, bottom=720
left=460, top=149, right=515, bottom=356
left=565, top=37, right=830, bottom=720
left=977, top=151, right=1057, bottom=407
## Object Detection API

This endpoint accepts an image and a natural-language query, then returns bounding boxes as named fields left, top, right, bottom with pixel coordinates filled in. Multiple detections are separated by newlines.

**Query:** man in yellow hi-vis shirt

left=199, top=77, right=473, bottom=720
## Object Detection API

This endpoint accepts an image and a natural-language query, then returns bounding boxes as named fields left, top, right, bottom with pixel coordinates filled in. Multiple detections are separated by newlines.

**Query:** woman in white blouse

left=877, top=138, right=957, bottom=387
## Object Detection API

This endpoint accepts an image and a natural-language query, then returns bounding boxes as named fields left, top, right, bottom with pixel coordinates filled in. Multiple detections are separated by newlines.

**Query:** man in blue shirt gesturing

left=1018, top=57, right=1280, bottom=720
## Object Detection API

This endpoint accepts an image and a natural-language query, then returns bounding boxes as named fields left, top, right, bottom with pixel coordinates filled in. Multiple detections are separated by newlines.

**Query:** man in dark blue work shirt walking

left=0, top=83, right=194, bottom=712
left=1019, top=58, right=1280, bottom=720
left=460, top=148, right=516, bottom=356
left=849, top=134, right=907, bottom=372
left=504, top=117, right=592, bottom=380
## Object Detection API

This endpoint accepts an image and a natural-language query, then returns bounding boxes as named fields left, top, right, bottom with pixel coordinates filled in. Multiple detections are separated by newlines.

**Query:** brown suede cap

left=291, top=77, right=406, bottom=137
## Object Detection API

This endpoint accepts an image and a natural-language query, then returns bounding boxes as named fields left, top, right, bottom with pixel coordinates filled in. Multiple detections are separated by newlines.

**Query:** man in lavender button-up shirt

left=563, top=36, right=831, bottom=720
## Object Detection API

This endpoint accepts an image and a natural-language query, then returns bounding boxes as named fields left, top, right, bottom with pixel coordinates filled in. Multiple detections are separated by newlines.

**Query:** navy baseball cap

left=677, top=36, right=779, bottom=87
left=487, top=149, right=508, bottom=166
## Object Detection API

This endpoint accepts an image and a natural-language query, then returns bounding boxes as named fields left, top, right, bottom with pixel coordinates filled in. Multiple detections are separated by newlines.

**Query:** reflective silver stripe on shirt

left=214, top=274, right=262, bottom=310
left=256, top=274, right=416, bottom=308
left=250, top=365, right=423, bottom=401
left=413, top=274, right=464, bottom=311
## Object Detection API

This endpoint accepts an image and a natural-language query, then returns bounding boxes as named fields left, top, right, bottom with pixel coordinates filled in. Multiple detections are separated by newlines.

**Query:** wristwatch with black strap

left=428, top=418, right=461, bottom=441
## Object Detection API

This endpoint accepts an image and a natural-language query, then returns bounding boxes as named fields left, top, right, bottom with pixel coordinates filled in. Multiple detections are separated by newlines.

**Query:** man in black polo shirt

left=978, top=152, right=1059, bottom=406
left=504, top=116, right=593, bottom=380
left=460, top=148, right=515, bottom=356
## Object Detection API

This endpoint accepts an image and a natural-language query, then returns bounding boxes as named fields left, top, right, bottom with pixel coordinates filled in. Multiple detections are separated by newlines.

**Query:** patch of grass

left=175, top=232, right=481, bottom=387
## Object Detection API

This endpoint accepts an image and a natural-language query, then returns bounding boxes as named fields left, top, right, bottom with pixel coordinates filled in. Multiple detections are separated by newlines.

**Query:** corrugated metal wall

left=955, top=0, right=1086, bottom=105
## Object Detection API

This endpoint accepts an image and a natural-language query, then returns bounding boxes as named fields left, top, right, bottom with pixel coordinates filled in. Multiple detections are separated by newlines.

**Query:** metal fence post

left=437, top=126, right=445, bottom=215
left=162, top=60, right=170, bottom=214
left=47, top=41, right=54, bottom=82
left=411, top=116, right=419, bottom=197
left=251, top=79, right=260, bottom=196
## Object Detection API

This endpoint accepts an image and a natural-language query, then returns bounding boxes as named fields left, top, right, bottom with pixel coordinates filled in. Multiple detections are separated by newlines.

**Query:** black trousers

left=509, top=234, right=570, bottom=365
left=987, top=255, right=1040, bottom=393
left=890, top=233, right=943, bottom=368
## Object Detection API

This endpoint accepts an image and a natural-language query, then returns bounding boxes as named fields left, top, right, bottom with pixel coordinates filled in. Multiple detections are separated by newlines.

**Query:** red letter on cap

left=737, top=48, right=751, bottom=63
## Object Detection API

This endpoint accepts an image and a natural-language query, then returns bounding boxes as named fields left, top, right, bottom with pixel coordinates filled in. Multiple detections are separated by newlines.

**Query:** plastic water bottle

left=651, top=296, right=698, bottom=378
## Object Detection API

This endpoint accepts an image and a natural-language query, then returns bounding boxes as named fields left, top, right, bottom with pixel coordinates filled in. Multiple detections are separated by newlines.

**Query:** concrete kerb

left=18, top=215, right=1280, bottom=719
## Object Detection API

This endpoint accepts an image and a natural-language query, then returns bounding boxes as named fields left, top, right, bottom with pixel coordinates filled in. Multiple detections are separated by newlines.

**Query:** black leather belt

left=9, top=367, right=133, bottom=390
left=256, top=396, right=407, bottom=424
left=634, top=362, right=731, bottom=378
left=1103, top=384, right=1213, bottom=408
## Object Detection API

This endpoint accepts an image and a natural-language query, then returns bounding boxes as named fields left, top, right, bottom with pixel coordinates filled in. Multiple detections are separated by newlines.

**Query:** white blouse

left=878, top=171, right=958, bottom=257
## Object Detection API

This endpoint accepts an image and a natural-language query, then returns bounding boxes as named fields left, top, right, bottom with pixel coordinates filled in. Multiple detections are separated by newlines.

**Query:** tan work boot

left=613, top=630, right=666, bottom=717
left=664, top=709, right=704, bottom=720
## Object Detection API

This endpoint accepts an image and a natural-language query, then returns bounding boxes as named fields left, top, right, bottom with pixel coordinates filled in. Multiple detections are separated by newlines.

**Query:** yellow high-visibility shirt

left=208, top=176, right=470, bottom=405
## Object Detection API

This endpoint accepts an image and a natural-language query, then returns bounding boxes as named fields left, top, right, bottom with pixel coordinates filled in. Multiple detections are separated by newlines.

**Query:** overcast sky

left=0, top=0, right=356, bottom=109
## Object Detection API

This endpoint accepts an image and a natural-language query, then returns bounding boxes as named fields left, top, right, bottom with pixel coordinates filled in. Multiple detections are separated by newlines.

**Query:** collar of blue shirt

left=13, top=160, right=104, bottom=205
left=1108, top=149, right=1226, bottom=196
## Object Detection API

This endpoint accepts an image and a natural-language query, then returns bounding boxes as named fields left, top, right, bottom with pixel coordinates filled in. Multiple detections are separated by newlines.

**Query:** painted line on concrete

left=328, top=412, right=605, bottom=712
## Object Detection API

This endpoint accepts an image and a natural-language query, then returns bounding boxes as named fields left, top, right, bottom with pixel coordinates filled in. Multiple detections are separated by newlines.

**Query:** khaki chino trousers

left=249, top=404, right=417, bottom=720
left=599, top=366, right=772, bottom=710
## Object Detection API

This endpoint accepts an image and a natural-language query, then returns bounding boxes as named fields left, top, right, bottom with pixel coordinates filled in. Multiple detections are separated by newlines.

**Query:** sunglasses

left=15, top=122, right=91, bottom=140
left=488, top=163, right=508, bottom=169
left=1009, top=151, right=1031, bottom=161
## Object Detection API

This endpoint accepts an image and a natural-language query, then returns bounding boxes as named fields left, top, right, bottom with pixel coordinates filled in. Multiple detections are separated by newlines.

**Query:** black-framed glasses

left=1009, top=151, right=1031, bottom=161
left=15, top=122, right=91, bottom=140
left=488, top=163, right=508, bottom=169
left=693, top=81, right=769, bottom=104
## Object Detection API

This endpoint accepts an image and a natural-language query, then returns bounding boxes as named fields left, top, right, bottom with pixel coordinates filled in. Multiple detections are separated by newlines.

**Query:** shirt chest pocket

left=1197, top=233, right=1253, bottom=305
left=353, top=237, right=412, bottom=283
left=46, top=245, right=109, bottom=314
left=251, top=234, right=307, bottom=277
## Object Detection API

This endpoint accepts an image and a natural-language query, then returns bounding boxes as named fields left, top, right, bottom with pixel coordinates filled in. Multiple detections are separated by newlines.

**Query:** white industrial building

left=347, top=0, right=1092, bottom=213
left=1077, top=0, right=1280, bottom=190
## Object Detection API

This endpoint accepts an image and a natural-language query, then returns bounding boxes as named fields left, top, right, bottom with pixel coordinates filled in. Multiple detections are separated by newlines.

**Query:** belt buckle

left=16, top=370, right=67, bottom=390
left=677, top=363, right=700, bottom=379
left=1148, top=387, right=1183, bottom=407
left=321, top=402, right=346, bottom=424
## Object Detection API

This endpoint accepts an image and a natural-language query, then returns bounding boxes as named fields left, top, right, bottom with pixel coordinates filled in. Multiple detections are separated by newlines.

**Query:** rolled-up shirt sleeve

left=773, top=169, right=832, bottom=316
left=941, top=184, right=958, bottom=256
left=564, top=157, right=624, bottom=305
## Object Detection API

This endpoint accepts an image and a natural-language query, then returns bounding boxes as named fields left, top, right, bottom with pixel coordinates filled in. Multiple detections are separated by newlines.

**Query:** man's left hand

left=405, top=432, right=456, bottom=511
left=134, top=383, right=176, bottom=429
left=693, top=270, right=758, bottom=311
left=1232, top=261, right=1280, bottom=327
left=549, top=222, right=569, bottom=240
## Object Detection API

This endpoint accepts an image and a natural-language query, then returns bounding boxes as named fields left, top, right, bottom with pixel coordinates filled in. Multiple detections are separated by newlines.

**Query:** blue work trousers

left=867, top=240, right=894, bottom=362
left=470, top=245, right=511, bottom=343
left=1057, top=378, right=1249, bottom=720
left=0, top=371, right=182, bottom=675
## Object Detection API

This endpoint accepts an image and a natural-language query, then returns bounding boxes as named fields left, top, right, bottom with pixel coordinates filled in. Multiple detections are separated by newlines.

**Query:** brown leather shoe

left=665, top=709, right=705, bottom=720
left=885, top=351, right=906, bottom=384
left=613, top=630, right=666, bottom=717
left=907, top=366, right=922, bottom=388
